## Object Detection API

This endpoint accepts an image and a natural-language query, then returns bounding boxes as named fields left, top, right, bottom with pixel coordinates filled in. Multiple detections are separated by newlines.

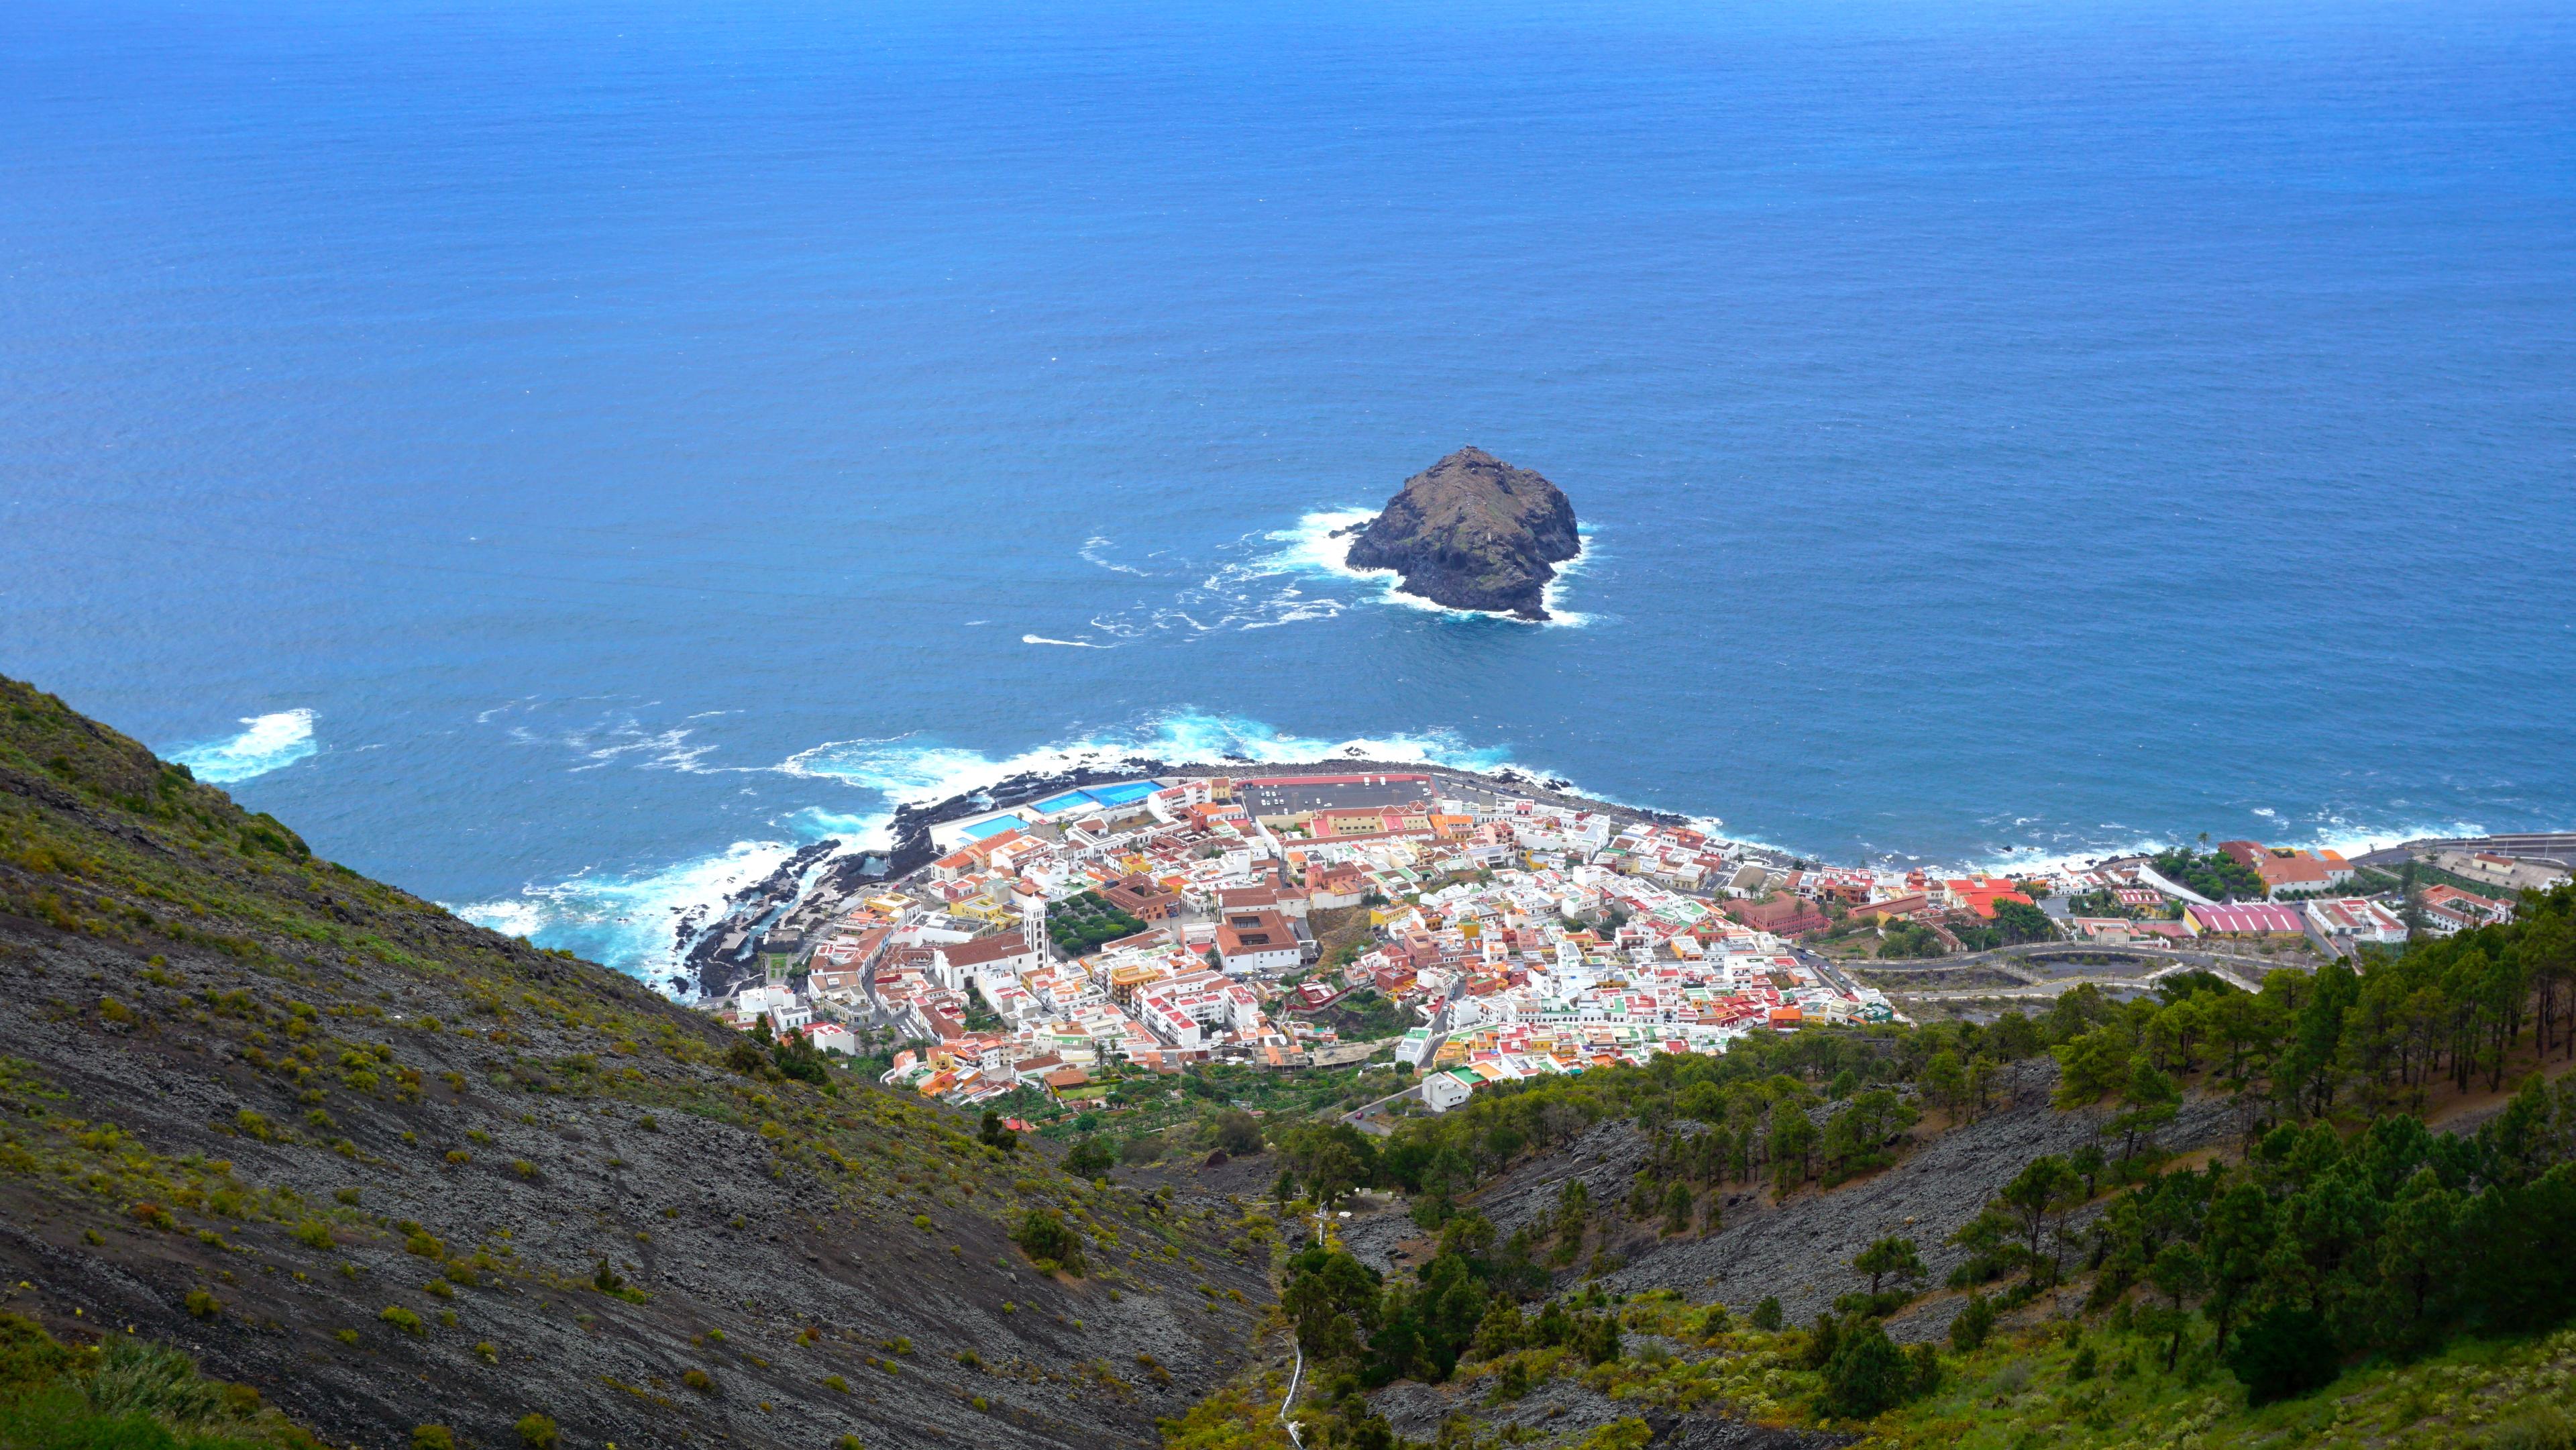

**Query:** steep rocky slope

left=1338, top=1059, right=2243, bottom=1345
left=0, top=676, right=1272, bottom=1450
left=1344, top=448, right=1580, bottom=619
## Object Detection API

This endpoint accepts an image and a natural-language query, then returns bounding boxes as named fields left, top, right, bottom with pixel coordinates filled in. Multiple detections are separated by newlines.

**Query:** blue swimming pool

left=1031, top=780, right=1161, bottom=816
left=961, top=814, right=1029, bottom=840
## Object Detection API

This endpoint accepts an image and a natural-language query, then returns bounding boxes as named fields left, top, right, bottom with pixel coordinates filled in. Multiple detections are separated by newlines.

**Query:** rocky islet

left=1343, top=447, right=1583, bottom=621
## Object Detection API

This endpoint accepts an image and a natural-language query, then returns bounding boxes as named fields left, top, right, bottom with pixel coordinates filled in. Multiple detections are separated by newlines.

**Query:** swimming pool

left=1030, top=780, right=1161, bottom=816
left=961, top=814, right=1030, bottom=840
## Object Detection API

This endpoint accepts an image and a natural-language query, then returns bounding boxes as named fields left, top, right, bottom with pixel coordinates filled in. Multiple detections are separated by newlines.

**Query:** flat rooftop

left=1242, top=774, right=1436, bottom=817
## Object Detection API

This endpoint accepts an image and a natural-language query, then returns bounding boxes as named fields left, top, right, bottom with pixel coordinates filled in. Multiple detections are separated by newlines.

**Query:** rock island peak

left=1343, top=446, right=1581, bottom=620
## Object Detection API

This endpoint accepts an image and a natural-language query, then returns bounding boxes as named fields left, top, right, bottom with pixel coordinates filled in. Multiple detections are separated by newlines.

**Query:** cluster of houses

left=2053, top=837, right=2533, bottom=951
left=705, top=771, right=2551, bottom=1114
left=705, top=772, right=1913, bottom=1111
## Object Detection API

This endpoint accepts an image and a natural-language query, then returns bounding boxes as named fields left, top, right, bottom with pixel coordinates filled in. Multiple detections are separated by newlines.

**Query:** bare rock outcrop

left=1344, top=448, right=1581, bottom=620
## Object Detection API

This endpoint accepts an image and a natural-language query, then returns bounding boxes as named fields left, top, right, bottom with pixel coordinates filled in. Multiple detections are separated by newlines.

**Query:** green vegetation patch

left=0, top=1312, right=323, bottom=1449
left=1046, top=892, right=1148, bottom=956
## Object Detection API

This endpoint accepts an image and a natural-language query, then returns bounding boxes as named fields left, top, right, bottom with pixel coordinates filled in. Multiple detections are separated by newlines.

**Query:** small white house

left=735, top=984, right=810, bottom=1032
left=1420, top=1068, right=1479, bottom=1114
left=1395, top=1028, right=1448, bottom=1069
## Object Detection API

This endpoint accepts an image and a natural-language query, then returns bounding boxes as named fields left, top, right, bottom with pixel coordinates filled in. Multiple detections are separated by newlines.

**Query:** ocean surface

left=3, top=0, right=2571, bottom=986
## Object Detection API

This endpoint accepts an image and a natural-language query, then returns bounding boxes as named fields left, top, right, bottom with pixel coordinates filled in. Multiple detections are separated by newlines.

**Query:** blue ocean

left=3, top=0, right=2571, bottom=986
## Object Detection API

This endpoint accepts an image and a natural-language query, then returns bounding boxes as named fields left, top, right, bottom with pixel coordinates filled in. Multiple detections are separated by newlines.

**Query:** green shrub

left=292, top=1220, right=335, bottom=1250
left=182, top=1289, right=221, bottom=1320
left=2226, top=1305, right=2339, bottom=1405
left=404, top=1231, right=443, bottom=1258
left=1063, top=1136, right=1116, bottom=1177
left=0, top=1312, right=74, bottom=1396
left=1011, top=1208, right=1086, bottom=1276
left=1817, top=1320, right=1920, bottom=1420
left=2484, top=1405, right=2576, bottom=1450
left=413, top=1427, right=456, bottom=1450
left=682, top=1368, right=716, bottom=1394
left=1949, top=1293, right=1996, bottom=1352
left=380, top=1306, right=425, bottom=1336
left=517, top=1412, right=559, bottom=1448
left=83, top=1337, right=232, bottom=1425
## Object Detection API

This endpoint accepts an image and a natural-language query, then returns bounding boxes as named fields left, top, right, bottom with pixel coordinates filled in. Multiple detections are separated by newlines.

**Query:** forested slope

left=1212, top=879, right=2576, bottom=1449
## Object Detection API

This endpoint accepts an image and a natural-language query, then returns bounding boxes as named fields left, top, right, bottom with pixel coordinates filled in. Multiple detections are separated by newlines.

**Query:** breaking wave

left=1949, top=811, right=2492, bottom=879
left=1251, top=509, right=1601, bottom=628
left=448, top=808, right=890, bottom=991
left=778, top=710, right=1525, bottom=808
left=1075, top=507, right=1601, bottom=639
left=170, top=709, right=318, bottom=783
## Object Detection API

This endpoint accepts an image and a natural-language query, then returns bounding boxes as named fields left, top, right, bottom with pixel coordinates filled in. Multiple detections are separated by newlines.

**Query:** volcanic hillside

left=0, top=675, right=1274, bottom=1450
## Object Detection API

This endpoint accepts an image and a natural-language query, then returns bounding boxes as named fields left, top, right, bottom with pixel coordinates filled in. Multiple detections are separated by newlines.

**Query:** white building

left=1395, top=1027, right=1448, bottom=1068
left=1420, top=1068, right=1478, bottom=1114
left=934, top=931, right=1039, bottom=989
left=2304, top=897, right=2408, bottom=946
left=734, top=984, right=810, bottom=1032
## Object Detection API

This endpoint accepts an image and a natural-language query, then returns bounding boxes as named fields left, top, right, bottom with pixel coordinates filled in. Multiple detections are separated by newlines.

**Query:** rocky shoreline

left=677, top=837, right=841, bottom=996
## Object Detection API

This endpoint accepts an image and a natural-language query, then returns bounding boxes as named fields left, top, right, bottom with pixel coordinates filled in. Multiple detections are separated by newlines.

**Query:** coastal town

left=700, top=769, right=2568, bottom=1119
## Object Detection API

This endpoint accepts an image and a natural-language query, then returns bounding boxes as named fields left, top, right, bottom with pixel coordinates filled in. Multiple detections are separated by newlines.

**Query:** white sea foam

left=778, top=711, right=1525, bottom=809
left=447, top=807, right=891, bottom=991
left=487, top=707, right=743, bottom=775
left=1070, top=505, right=1598, bottom=639
left=1952, top=813, right=2493, bottom=879
left=785, top=807, right=896, bottom=843
left=2298, top=816, right=2489, bottom=860
left=170, top=709, right=319, bottom=783
left=1252, top=509, right=1599, bottom=627
left=1023, top=635, right=1113, bottom=648
left=1077, top=535, right=1152, bottom=577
